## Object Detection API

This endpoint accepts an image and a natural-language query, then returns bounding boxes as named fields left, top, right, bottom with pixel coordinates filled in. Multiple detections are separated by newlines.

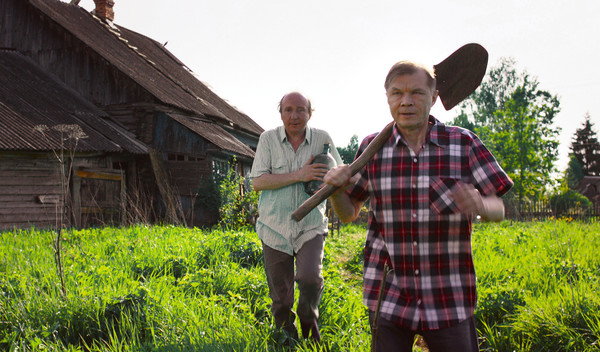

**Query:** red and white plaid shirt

left=348, top=117, right=513, bottom=330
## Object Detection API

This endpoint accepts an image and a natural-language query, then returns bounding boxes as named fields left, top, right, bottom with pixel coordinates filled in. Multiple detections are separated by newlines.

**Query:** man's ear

left=432, top=90, right=439, bottom=105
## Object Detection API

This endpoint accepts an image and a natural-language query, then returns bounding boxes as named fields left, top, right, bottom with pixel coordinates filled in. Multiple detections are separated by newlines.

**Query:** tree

left=449, top=58, right=561, bottom=202
left=450, top=58, right=522, bottom=130
left=565, top=154, right=585, bottom=190
left=570, top=113, right=600, bottom=176
left=337, top=134, right=359, bottom=165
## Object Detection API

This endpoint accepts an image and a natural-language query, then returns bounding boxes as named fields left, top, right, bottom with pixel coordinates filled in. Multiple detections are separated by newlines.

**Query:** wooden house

left=0, top=0, right=264, bottom=230
left=576, top=176, right=600, bottom=205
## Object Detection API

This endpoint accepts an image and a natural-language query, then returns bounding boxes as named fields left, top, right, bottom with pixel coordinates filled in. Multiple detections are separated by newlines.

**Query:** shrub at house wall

left=549, top=189, right=592, bottom=216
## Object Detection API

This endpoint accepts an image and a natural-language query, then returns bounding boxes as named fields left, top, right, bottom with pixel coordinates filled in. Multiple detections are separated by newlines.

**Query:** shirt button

left=413, top=241, right=418, bottom=247
left=413, top=158, right=418, bottom=163
left=412, top=212, right=417, bottom=218
left=415, top=269, right=420, bottom=276
left=412, top=183, right=417, bottom=188
left=417, top=299, right=422, bottom=305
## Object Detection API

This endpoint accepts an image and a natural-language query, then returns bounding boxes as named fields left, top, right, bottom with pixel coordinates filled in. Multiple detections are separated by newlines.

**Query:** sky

left=74, top=0, right=599, bottom=172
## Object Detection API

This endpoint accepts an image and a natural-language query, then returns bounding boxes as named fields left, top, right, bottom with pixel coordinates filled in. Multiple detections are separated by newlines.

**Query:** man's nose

left=400, top=94, right=414, bottom=106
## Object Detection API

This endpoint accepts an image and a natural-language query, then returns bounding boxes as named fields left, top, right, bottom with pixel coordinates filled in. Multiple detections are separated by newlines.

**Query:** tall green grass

left=0, top=225, right=369, bottom=351
left=473, top=220, right=600, bottom=351
left=1, top=220, right=599, bottom=351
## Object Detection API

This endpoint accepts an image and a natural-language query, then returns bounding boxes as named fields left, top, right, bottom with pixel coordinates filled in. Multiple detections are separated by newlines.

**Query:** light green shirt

left=249, top=126, right=343, bottom=255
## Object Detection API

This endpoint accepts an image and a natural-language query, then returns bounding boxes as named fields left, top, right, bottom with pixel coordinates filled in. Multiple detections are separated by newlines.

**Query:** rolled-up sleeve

left=249, top=132, right=273, bottom=179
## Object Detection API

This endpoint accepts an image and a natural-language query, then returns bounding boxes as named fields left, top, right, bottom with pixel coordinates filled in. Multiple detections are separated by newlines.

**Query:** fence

left=327, top=200, right=600, bottom=232
left=504, top=200, right=600, bottom=222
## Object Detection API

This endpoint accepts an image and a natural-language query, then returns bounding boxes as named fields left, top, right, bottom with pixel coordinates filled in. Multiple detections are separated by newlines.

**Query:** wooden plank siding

left=0, top=154, right=64, bottom=231
left=0, top=153, right=130, bottom=231
left=73, top=168, right=125, bottom=228
left=164, top=160, right=212, bottom=195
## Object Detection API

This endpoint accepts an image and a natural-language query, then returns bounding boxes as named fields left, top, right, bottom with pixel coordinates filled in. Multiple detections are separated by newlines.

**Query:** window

left=212, top=159, right=230, bottom=178
left=167, top=154, right=205, bottom=162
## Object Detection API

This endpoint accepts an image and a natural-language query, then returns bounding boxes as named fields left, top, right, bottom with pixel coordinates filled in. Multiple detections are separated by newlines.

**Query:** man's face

left=386, top=70, right=438, bottom=133
left=280, top=93, right=311, bottom=136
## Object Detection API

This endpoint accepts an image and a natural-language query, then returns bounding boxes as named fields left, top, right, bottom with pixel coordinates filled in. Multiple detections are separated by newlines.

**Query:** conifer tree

left=571, top=113, right=600, bottom=176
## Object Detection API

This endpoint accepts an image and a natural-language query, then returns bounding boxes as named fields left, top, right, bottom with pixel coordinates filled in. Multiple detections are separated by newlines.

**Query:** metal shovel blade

left=435, top=43, right=488, bottom=111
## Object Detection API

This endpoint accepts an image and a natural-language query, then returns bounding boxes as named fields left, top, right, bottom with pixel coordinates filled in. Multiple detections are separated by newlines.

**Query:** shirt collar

left=277, top=125, right=312, bottom=144
left=428, top=116, right=447, bottom=148
left=392, top=116, right=446, bottom=148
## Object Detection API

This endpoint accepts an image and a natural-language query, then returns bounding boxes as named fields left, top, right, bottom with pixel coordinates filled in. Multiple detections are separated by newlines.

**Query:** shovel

left=291, top=43, right=488, bottom=221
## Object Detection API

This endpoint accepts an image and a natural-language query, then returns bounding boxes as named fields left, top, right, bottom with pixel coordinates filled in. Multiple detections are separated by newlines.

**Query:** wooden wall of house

left=149, top=113, right=218, bottom=225
left=105, top=104, right=156, bottom=145
left=167, top=159, right=219, bottom=227
left=0, top=152, right=130, bottom=231
left=154, top=112, right=214, bottom=193
left=1, top=0, right=155, bottom=110
left=153, top=113, right=212, bottom=156
left=0, top=153, right=64, bottom=231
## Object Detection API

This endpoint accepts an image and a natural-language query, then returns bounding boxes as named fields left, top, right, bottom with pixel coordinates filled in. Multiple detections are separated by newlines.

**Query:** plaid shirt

left=348, top=117, right=513, bottom=330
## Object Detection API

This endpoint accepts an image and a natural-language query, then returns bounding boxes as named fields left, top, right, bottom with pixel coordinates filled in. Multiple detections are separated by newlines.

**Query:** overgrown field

left=1, top=220, right=599, bottom=351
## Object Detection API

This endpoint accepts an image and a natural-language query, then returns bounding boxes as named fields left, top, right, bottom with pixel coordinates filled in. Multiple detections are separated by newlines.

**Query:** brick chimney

left=93, top=0, right=115, bottom=22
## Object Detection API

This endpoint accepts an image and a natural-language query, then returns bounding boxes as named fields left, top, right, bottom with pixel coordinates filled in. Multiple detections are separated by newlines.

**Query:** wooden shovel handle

left=291, top=122, right=395, bottom=221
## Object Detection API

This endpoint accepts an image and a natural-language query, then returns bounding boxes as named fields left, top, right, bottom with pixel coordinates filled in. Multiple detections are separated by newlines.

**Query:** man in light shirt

left=250, top=92, right=342, bottom=343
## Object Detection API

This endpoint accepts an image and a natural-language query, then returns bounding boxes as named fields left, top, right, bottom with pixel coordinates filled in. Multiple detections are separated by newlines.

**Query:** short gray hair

left=384, top=61, right=436, bottom=91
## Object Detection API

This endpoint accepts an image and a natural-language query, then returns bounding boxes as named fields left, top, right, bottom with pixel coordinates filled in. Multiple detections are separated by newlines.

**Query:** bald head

left=278, top=92, right=312, bottom=115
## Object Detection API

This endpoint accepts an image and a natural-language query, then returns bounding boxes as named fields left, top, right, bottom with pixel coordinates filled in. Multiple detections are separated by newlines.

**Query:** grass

left=473, top=220, right=600, bottom=351
left=0, top=225, right=369, bottom=351
left=1, top=220, right=600, bottom=351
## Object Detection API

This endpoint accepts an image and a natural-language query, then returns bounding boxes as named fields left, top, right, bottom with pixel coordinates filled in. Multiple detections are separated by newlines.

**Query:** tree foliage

left=570, top=113, right=600, bottom=176
left=565, top=154, right=585, bottom=190
left=549, top=189, right=592, bottom=216
left=449, top=58, right=561, bottom=201
left=337, top=134, right=359, bottom=164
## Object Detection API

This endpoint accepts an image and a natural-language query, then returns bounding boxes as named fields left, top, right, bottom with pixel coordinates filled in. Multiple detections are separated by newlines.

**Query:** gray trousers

left=262, top=234, right=325, bottom=335
left=369, top=311, right=480, bottom=352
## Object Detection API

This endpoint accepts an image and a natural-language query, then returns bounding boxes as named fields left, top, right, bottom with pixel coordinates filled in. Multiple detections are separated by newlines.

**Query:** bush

left=549, top=189, right=592, bottom=216
left=217, top=159, right=259, bottom=230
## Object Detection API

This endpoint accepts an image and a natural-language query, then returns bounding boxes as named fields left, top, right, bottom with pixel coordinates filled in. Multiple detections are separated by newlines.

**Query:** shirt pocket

left=429, top=177, right=461, bottom=215
left=271, top=158, right=288, bottom=174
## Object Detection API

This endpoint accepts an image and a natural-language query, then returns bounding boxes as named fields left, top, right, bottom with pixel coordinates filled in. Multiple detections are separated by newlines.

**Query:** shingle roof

left=0, top=50, right=148, bottom=154
left=169, top=114, right=255, bottom=158
left=27, top=0, right=263, bottom=138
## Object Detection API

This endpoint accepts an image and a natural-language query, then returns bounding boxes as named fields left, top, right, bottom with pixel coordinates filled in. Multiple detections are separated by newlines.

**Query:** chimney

left=93, top=0, right=115, bottom=23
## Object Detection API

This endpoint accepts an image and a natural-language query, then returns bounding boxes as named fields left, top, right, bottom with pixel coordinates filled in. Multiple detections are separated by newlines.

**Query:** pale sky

left=75, top=0, right=599, bottom=172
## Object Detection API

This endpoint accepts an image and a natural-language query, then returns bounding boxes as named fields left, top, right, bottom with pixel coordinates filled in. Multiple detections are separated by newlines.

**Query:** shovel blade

left=434, top=43, right=488, bottom=111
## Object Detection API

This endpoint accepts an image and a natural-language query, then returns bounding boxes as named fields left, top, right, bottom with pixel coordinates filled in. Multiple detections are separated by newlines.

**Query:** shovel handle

left=291, top=122, right=395, bottom=221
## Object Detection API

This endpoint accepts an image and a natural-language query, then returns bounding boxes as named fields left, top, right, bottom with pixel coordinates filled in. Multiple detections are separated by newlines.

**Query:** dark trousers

left=262, top=235, right=325, bottom=336
left=369, top=311, right=480, bottom=352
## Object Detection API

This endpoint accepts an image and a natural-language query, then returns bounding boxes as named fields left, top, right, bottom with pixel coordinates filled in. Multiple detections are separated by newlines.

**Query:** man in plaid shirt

left=325, top=61, right=513, bottom=351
